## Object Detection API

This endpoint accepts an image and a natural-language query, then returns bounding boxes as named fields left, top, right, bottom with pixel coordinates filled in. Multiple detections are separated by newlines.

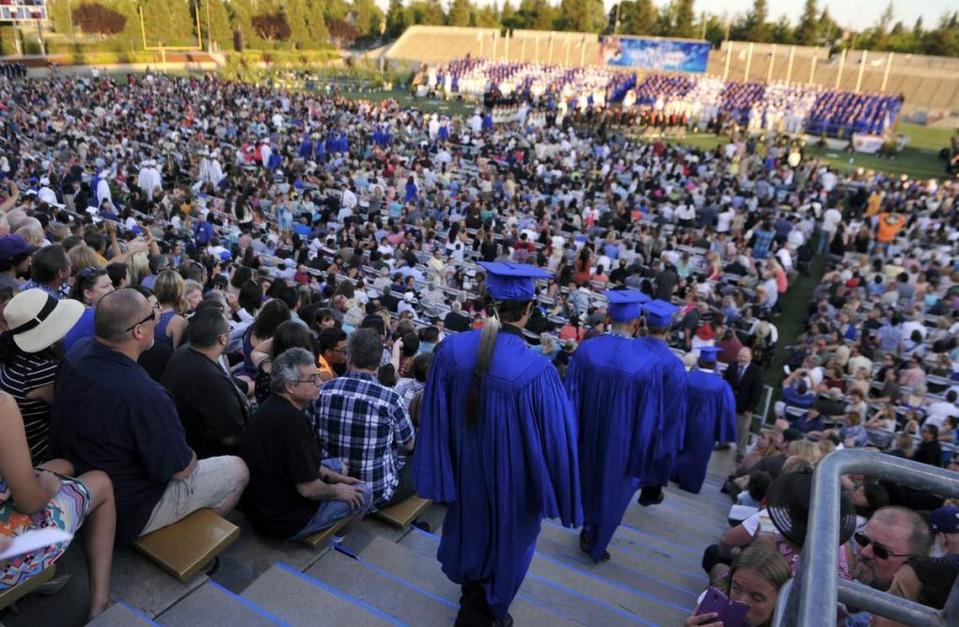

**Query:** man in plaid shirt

left=313, top=328, right=416, bottom=506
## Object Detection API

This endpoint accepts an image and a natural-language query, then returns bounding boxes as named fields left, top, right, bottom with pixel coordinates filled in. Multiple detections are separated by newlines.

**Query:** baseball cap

left=930, top=506, right=959, bottom=534
left=0, top=235, right=38, bottom=263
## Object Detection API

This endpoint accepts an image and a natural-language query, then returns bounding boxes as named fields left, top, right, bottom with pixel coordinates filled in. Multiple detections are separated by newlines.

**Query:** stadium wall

left=385, top=25, right=959, bottom=114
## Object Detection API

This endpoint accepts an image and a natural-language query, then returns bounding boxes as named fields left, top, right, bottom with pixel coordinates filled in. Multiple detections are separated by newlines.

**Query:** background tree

left=616, top=0, right=657, bottom=36
left=193, top=0, right=234, bottom=51
left=385, top=0, right=411, bottom=38
left=407, top=0, right=445, bottom=26
left=352, top=0, right=385, bottom=39
left=71, top=2, right=126, bottom=37
left=556, top=0, right=605, bottom=32
left=328, top=18, right=359, bottom=47
left=816, top=8, right=842, bottom=49
left=138, top=0, right=196, bottom=47
left=794, top=0, right=819, bottom=46
left=447, top=0, right=473, bottom=27
left=737, top=0, right=768, bottom=42
left=511, top=0, right=558, bottom=31
left=285, top=0, right=311, bottom=47
left=251, top=12, right=292, bottom=41
left=671, top=0, right=696, bottom=38
left=304, top=0, right=331, bottom=44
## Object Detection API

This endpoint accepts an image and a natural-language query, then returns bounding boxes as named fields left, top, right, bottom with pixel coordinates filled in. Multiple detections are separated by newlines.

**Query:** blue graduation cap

left=605, top=290, right=650, bottom=322
left=477, top=262, right=552, bottom=301
left=643, top=299, right=679, bottom=328
left=699, top=346, right=721, bottom=362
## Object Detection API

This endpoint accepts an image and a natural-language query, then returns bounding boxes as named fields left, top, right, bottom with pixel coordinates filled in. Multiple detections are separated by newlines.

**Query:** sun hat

left=766, top=470, right=857, bottom=548
left=4, top=289, right=84, bottom=353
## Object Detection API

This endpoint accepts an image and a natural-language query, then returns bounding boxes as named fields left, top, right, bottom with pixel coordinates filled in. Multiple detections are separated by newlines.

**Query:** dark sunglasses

left=125, top=302, right=160, bottom=333
left=854, top=532, right=913, bottom=561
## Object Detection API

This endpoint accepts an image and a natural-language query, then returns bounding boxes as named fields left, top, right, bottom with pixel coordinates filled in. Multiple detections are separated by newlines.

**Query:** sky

left=372, top=1, right=957, bottom=33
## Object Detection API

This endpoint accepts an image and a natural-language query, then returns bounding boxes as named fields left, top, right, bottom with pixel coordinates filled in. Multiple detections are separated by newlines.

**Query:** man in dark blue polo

left=51, top=288, right=248, bottom=544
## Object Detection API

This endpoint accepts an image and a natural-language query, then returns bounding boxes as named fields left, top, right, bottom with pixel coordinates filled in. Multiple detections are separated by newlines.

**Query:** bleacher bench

left=133, top=509, right=239, bottom=582
left=0, top=564, right=56, bottom=613
left=299, top=517, right=351, bottom=550
left=372, top=496, right=432, bottom=529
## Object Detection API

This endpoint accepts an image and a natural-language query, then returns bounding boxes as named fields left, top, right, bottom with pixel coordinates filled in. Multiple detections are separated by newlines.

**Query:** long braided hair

left=466, top=298, right=533, bottom=429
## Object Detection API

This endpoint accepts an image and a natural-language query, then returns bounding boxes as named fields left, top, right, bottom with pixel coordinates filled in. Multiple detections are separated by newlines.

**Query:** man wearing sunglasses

left=50, top=288, right=250, bottom=545
left=853, top=506, right=933, bottom=591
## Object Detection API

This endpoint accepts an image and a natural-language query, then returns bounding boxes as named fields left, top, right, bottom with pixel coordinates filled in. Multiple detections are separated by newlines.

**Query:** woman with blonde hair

left=688, top=544, right=792, bottom=627
left=787, top=439, right=822, bottom=466
left=153, top=269, right=188, bottom=349
left=68, top=245, right=101, bottom=273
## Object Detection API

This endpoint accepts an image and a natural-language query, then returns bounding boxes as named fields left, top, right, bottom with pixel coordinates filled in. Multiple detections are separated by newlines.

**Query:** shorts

left=140, top=456, right=247, bottom=536
left=0, top=475, right=90, bottom=590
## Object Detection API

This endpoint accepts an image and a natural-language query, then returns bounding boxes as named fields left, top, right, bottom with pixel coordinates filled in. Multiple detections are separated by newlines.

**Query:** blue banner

left=600, top=37, right=711, bottom=73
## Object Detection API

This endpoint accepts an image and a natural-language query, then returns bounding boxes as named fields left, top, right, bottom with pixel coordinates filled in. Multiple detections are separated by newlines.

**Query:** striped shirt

left=0, top=354, right=59, bottom=463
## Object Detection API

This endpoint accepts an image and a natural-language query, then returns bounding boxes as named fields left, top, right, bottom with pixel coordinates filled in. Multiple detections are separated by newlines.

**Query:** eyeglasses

left=295, top=375, right=322, bottom=385
left=854, top=532, right=913, bottom=561
left=125, top=302, right=161, bottom=333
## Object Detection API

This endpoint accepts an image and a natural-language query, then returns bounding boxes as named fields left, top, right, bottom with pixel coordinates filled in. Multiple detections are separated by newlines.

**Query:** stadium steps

left=1, top=452, right=735, bottom=626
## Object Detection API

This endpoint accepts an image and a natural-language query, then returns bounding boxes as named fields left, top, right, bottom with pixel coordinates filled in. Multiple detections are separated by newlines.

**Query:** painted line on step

left=616, top=522, right=706, bottom=562
left=525, top=573, right=653, bottom=625
left=540, top=521, right=704, bottom=595
left=274, top=562, right=405, bottom=626
left=118, top=601, right=160, bottom=624
left=207, top=581, right=292, bottom=626
left=412, top=524, right=691, bottom=615
left=331, top=544, right=459, bottom=609
left=531, top=550, right=693, bottom=613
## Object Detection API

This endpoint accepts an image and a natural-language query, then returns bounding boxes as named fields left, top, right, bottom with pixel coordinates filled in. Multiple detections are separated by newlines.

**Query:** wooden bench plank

left=133, top=509, right=239, bottom=582
left=0, top=564, right=56, bottom=611
left=372, top=496, right=432, bottom=529
left=299, top=517, right=350, bottom=550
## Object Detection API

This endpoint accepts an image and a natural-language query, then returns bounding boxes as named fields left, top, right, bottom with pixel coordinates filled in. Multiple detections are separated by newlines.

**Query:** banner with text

left=600, top=37, right=711, bottom=73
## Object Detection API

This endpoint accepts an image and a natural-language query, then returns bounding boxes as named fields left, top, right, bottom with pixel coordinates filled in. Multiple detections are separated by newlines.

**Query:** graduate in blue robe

left=298, top=136, right=313, bottom=159
left=673, top=346, right=737, bottom=494
left=635, top=299, right=688, bottom=506
left=565, top=290, right=663, bottom=563
left=412, top=261, right=582, bottom=626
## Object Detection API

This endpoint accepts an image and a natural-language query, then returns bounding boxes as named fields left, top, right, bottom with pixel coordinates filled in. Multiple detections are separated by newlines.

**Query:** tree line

left=40, top=0, right=959, bottom=58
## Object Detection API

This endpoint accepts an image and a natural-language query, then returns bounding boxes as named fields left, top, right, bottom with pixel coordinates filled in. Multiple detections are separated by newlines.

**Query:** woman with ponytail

left=412, top=262, right=582, bottom=626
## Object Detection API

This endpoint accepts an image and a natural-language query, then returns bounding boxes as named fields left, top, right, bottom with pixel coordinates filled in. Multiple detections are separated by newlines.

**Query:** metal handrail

left=776, top=449, right=959, bottom=627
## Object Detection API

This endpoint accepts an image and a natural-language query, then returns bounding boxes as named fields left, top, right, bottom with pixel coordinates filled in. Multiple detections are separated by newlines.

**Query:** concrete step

left=535, top=521, right=707, bottom=597
left=342, top=527, right=582, bottom=627
left=88, top=602, right=157, bottom=626
left=240, top=563, right=399, bottom=626
left=401, top=527, right=666, bottom=625
left=157, top=581, right=285, bottom=626
left=303, top=546, right=457, bottom=626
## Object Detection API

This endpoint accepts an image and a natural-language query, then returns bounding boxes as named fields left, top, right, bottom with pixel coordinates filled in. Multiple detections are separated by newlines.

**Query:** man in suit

left=723, top=347, right=764, bottom=462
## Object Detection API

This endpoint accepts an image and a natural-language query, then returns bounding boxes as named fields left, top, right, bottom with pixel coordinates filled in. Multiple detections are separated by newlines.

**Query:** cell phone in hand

left=695, top=587, right=751, bottom=627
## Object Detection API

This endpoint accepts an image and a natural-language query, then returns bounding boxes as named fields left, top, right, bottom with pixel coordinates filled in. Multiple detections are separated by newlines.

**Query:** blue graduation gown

left=412, top=327, right=582, bottom=620
left=635, top=337, right=687, bottom=488
left=565, top=335, right=663, bottom=562
left=298, top=138, right=313, bottom=159
left=673, top=369, right=737, bottom=494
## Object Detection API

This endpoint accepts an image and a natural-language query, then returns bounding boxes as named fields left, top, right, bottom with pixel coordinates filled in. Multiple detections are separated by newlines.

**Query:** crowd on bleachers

left=431, top=58, right=904, bottom=138
left=0, top=66, right=956, bottom=625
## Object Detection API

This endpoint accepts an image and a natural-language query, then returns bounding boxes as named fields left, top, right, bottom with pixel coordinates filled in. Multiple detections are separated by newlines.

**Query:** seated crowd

left=0, top=67, right=955, bottom=624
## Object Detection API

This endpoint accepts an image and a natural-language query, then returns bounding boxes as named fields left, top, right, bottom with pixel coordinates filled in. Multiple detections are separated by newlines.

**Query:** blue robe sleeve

left=523, top=365, right=583, bottom=528
left=716, top=381, right=738, bottom=444
left=632, top=363, right=664, bottom=477
left=411, top=344, right=457, bottom=503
